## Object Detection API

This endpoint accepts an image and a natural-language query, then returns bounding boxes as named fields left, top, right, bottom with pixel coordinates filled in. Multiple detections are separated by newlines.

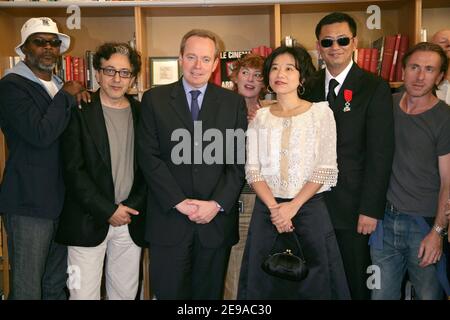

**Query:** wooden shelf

left=280, top=0, right=408, bottom=13
left=142, top=4, right=274, bottom=16
left=422, top=0, right=450, bottom=9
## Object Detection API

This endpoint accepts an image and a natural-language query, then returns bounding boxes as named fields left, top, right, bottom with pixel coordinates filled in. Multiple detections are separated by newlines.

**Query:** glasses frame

left=29, top=38, right=62, bottom=48
left=100, top=67, right=133, bottom=79
left=320, top=37, right=353, bottom=48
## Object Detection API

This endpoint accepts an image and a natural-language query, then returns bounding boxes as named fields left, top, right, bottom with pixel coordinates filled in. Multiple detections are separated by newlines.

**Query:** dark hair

left=315, top=12, right=357, bottom=39
left=263, top=45, right=316, bottom=97
left=93, top=42, right=141, bottom=76
left=402, top=42, right=448, bottom=76
left=180, top=29, right=221, bottom=59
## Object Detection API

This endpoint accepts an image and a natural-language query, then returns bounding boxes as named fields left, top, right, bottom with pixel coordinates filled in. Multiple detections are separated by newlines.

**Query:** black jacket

left=137, top=79, right=247, bottom=248
left=306, top=64, right=394, bottom=229
left=56, top=91, right=147, bottom=247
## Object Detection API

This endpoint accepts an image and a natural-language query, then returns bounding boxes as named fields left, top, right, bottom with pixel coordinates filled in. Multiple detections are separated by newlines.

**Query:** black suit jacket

left=56, top=91, right=147, bottom=247
left=138, top=79, right=247, bottom=249
left=307, top=64, right=394, bottom=229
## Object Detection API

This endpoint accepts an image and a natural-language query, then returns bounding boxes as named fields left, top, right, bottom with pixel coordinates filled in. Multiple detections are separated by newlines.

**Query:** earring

left=297, top=83, right=305, bottom=96
left=266, top=85, right=274, bottom=94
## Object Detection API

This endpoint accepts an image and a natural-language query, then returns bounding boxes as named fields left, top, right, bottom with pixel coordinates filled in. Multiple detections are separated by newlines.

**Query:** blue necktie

left=190, top=90, right=201, bottom=121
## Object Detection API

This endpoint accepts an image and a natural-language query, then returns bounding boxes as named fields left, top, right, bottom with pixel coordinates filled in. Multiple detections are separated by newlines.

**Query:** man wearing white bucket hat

left=0, top=17, right=89, bottom=299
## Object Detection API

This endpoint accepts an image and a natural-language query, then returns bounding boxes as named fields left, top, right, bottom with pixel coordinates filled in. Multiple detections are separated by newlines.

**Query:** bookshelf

left=0, top=0, right=448, bottom=89
left=0, top=0, right=448, bottom=299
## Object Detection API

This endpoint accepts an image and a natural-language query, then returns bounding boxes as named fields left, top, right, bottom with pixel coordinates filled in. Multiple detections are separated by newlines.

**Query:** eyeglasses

left=100, top=67, right=133, bottom=78
left=30, top=38, right=62, bottom=48
left=240, top=69, right=264, bottom=82
left=320, top=37, right=353, bottom=48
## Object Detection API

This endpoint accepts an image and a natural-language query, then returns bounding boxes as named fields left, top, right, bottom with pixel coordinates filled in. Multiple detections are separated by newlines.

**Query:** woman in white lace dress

left=237, top=45, right=350, bottom=299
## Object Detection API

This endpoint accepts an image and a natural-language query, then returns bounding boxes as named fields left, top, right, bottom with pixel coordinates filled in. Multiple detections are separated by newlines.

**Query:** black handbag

left=261, top=231, right=309, bottom=282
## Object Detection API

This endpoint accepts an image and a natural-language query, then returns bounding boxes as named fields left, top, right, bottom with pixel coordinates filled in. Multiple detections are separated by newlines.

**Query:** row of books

left=5, top=53, right=100, bottom=91
left=356, top=34, right=409, bottom=82
left=55, top=52, right=100, bottom=91
left=354, top=48, right=379, bottom=75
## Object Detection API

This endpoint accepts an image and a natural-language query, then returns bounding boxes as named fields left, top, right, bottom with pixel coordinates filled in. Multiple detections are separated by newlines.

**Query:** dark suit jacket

left=0, top=73, right=74, bottom=219
left=56, top=91, right=147, bottom=247
left=137, top=79, right=247, bottom=249
left=307, top=63, right=394, bottom=230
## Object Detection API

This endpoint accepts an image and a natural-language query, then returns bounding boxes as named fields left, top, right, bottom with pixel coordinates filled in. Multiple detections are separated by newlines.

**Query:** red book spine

left=65, top=55, right=72, bottom=81
left=72, top=57, right=80, bottom=83
left=389, top=34, right=401, bottom=82
left=363, top=48, right=371, bottom=72
left=380, top=35, right=397, bottom=81
left=78, top=57, right=86, bottom=87
left=356, top=48, right=365, bottom=69
left=394, top=35, right=409, bottom=82
left=369, top=48, right=379, bottom=74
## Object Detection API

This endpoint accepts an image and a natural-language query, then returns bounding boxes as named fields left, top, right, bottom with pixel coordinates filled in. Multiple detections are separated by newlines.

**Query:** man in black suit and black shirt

left=306, top=12, right=395, bottom=299
left=138, top=29, right=247, bottom=299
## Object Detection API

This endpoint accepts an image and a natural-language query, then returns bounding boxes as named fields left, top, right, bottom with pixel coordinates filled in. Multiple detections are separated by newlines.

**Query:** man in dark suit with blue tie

left=307, top=12, right=395, bottom=299
left=138, top=29, right=247, bottom=299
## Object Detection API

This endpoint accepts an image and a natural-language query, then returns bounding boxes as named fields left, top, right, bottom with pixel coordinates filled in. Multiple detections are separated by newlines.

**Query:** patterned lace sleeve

left=309, top=104, right=338, bottom=187
left=245, top=115, right=265, bottom=184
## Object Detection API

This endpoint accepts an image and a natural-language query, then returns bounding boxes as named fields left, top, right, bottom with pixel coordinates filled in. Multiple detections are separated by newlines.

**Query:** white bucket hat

left=15, top=17, right=70, bottom=59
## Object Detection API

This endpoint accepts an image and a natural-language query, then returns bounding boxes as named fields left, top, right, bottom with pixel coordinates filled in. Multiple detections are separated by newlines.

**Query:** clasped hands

left=176, top=199, right=220, bottom=224
left=269, top=201, right=300, bottom=234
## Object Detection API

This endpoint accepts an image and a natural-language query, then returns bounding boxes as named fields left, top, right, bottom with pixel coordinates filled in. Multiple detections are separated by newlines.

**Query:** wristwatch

left=433, top=224, right=448, bottom=238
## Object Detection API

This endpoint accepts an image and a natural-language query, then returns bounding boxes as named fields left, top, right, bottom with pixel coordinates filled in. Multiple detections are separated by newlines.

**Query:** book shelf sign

left=149, top=57, right=180, bottom=87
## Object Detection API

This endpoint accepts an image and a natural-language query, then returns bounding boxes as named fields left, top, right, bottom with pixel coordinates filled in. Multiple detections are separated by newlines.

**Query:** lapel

left=169, top=80, right=194, bottom=132
left=81, top=90, right=112, bottom=171
left=334, top=63, right=363, bottom=112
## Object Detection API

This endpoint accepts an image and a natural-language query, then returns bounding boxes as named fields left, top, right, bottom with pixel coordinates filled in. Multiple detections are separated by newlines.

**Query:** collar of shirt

left=325, top=60, right=353, bottom=98
left=182, top=77, right=208, bottom=111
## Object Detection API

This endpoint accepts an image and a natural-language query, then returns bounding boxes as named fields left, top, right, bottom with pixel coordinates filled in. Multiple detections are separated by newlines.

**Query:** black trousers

left=149, top=228, right=231, bottom=299
left=238, top=194, right=350, bottom=300
left=334, top=229, right=372, bottom=300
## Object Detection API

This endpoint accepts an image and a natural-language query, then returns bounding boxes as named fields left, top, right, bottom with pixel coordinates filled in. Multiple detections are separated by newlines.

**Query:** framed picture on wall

left=149, top=57, right=180, bottom=87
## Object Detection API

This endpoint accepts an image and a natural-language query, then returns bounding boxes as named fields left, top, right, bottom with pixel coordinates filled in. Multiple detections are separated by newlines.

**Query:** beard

left=27, top=53, right=57, bottom=72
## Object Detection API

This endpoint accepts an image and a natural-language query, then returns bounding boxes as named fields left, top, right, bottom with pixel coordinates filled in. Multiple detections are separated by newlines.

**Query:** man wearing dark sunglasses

left=306, top=12, right=394, bottom=300
left=0, top=17, right=89, bottom=300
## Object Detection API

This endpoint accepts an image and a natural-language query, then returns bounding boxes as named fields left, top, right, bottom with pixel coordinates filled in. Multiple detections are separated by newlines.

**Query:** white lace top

left=246, top=101, right=338, bottom=199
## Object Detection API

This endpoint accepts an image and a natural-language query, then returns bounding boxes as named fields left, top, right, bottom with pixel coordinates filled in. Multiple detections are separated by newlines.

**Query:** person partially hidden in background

left=431, top=29, right=450, bottom=105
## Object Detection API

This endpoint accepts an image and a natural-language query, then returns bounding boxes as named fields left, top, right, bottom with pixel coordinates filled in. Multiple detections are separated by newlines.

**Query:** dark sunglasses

left=320, top=37, right=352, bottom=48
left=30, top=38, right=62, bottom=48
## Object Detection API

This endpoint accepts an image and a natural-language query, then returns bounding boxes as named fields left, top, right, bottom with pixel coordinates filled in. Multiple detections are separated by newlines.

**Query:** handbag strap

left=270, top=231, right=306, bottom=261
